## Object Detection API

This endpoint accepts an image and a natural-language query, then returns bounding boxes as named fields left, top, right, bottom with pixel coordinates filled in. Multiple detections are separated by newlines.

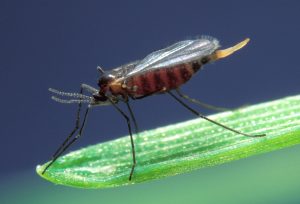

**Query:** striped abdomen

left=125, top=61, right=201, bottom=99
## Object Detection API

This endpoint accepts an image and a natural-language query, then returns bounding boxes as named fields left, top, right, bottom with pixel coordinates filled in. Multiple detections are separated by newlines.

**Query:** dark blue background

left=0, top=0, right=299, bottom=178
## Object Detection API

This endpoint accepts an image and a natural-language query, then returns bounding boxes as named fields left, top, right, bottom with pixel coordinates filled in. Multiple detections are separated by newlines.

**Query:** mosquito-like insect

left=42, top=36, right=265, bottom=180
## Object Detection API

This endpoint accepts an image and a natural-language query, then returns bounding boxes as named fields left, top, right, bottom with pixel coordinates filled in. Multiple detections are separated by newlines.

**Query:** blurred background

left=1, top=0, right=300, bottom=203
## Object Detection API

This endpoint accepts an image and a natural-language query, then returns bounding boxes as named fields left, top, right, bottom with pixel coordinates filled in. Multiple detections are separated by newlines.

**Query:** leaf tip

left=36, top=163, right=49, bottom=179
left=36, top=164, right=43, bottom=175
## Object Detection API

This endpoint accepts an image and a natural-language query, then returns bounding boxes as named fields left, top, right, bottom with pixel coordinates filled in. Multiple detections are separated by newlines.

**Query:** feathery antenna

left=49, top=88, right=92, bottom=104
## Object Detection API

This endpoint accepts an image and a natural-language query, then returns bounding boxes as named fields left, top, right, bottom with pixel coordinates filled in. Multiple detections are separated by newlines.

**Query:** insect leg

left=125, top=101, right=139, bottom=133
left=176, top=89, right=230, bottom=112
left=42, top=84, right=87, bottom=174
left=125, top=101, right=139, bottom=181
left=108, top=98, right=136, bottom=181
left=168, top=91, right=265, bottom=137
left=42, top=106, right=90, bottom=174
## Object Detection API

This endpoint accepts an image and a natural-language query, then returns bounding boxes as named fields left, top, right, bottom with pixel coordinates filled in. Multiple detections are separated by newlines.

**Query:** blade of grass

left=36, top=94, right=300, bottom=188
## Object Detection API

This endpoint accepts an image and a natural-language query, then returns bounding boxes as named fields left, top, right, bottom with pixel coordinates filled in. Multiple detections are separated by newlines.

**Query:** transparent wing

left=125, top=36, right=220, bottom=77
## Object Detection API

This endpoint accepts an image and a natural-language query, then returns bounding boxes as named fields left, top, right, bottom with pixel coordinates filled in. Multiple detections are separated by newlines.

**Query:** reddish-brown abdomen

left=125, top=62, right=201, bottom=98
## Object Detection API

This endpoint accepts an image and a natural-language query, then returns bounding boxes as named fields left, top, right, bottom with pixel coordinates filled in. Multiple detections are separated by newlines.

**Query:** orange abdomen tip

left=213, top=38, right=250, bottom=60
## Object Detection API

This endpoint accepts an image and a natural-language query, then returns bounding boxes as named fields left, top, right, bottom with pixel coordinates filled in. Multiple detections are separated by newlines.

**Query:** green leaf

left=36, top=94, right=300, bottom=188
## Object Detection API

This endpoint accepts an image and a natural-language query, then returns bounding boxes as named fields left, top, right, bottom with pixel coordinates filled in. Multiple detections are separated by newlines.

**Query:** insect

left=42, top=36, right=265, bottom=180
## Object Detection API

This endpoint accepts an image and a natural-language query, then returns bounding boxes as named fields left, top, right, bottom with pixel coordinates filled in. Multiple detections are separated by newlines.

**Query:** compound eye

left=97, top=77, right=107, bottom=87
left=98, top=74, right=114, bottom=87
left=97, top=79, right=103, bottom=87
